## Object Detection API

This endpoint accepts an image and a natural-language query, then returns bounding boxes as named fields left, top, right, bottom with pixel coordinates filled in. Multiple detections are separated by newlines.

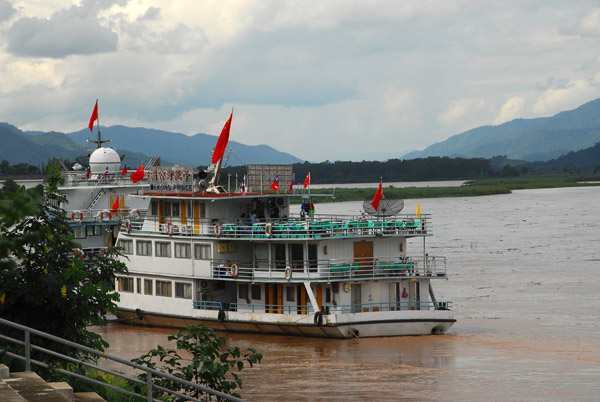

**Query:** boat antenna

left=87, top=99, right=111, bottom=149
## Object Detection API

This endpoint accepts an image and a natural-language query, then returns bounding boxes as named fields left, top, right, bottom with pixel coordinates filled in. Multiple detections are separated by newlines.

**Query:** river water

left=94, top=186, right=600, bottom=401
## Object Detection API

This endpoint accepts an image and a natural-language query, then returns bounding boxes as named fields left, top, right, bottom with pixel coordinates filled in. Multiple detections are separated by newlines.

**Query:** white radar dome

left=89, top=147, right=121, bottom=174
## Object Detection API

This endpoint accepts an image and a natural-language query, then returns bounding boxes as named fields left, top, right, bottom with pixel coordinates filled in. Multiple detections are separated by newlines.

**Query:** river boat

left=112, top=162, right=455, bottom=338
left=60, top=131, right=152, bottom=253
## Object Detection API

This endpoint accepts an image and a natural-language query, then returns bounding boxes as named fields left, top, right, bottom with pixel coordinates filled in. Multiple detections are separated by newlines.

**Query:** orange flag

left=211, top=111, right=233, bottom=163
left=371, top=179, right=383, bottom=211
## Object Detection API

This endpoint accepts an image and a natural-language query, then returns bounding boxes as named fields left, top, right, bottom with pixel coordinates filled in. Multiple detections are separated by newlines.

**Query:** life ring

left=217, top=309, right=226, bottom=323
left=125, top=219, right=132, bottom=233
left=214, top=222, right=222, bottom=237
left=265, top=223, right=273, bottom=237
left=314, top=311, right=323, bottom=326
left=73, top=248, right=85, bottom=260
left=71, top=211, right=84, bottom=221
left=166, top=221, right=173, bottom=235
left=100, top=210, right=110, bottom=220
left=284, top=266, right=292, bottom=281
left=130, top=209, right=141, bottom=219
left=231, top=264, right=238, bottom=278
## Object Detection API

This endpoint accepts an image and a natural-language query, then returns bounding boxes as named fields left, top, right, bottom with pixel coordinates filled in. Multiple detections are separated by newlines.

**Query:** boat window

left=175, top=282, right=192, bottom=299
left=136, top=278, right=141, bottom=294
left=86, top=226, right=95, bottom=236
left=94, top=225, right=102, bottom=236
left=172, top=202, right=180, bottom=217
left=239, top=284, right=249, bottom=301
left=325, top=287, right=331, bottom=303
left=163, top=202, right=172, bottom=216
left=272, top=244, right=286, bottom=269
left=136, top=240, right=152, bottom=256
left=199, top=203, right=206, bottom=218
left=118, top=239, right=133, bottom=255
left=251, top=284, right=261, bottom=300
left=286, top=286, right=295, bottom=302
left=73, top=226, right=86, bottom=239
left=289, top=244, right=304, bottom=269
left=255, top=244, right=269, bottom=269
left=194, top=244, right=211, bottom=260
left=119, top=277, right=134, bottom=293
left=174, top=243, right=191, bottom=259
left=151, top=201, right=158, bottom=216
left=144, top=279, right=153, bottom=295
left=156, top=241, right=172, bottom=258
left=156, top=280, right=172, bottom=297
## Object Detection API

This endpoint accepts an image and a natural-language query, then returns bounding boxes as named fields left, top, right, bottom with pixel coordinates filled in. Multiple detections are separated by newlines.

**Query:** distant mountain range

left=404, top=98, right=600, bottom=161
left=3, top=97, right=600, bottom=167
left=0, top=124, right=303, bottom=167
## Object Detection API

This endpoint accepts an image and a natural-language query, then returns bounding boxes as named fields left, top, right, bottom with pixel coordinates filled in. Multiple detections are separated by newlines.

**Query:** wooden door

left=353, top=241, right=373, bottom=272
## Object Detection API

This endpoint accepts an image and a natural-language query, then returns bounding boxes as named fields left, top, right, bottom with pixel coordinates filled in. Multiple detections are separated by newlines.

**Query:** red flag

left=371, top=180, right=383, bottom=211
left=287, top=173, right=295, bottom=194
left=89, top=100, right=98, bottom=132
left=211, top=111, right=233, bottom=163
left=130, top=163, right=145, bottom=183
left=303, top=172, right=310, bottom=189
left=270, top=175, right=279, bottom=192
left=109, top=195, right=120, bottom=219
left=121, top=164, right=127, bottom=175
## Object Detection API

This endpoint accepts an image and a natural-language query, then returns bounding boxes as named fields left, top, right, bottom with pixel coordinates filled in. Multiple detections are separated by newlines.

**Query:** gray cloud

left=6, top=3, right=118, bottom=58
left=0, top=0, right=15, bottom=22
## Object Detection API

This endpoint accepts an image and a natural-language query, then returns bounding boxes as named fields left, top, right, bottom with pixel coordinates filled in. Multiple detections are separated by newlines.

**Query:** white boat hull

left=114, top=307, right=455, bottom=339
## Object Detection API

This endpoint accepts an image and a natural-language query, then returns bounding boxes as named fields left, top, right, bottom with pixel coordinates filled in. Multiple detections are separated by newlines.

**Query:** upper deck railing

left=209, top=255, right=447, bottom=283
left=122, top=213, right=431, bottom=240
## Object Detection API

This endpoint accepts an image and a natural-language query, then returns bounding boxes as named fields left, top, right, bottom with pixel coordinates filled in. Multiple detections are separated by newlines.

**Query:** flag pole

left=95, top=98, right=101, bottom=147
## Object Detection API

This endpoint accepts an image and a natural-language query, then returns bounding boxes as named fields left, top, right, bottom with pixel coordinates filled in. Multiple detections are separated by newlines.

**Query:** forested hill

left=223, top=157, right=495, bottom=184
left=404, top=98, right=600, bottom=161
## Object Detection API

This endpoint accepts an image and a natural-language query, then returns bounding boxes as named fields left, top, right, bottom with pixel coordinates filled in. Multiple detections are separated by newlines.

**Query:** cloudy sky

left=1, top=1, right=600, bottom=162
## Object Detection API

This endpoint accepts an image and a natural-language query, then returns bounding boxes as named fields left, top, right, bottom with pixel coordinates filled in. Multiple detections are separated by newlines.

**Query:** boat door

left=351, top=284, right=361, bottom=313
left=409, top=281, right=421, bottom=310
left=353, top=241, right=373, bottom=273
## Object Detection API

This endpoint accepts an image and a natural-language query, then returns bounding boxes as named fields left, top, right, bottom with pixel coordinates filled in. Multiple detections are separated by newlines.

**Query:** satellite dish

left=363, top=194, right=404, bottom=216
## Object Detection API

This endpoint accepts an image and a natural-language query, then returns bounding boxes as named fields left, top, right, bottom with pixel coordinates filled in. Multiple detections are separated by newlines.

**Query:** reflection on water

left=95, top=187, right=600, bottom=401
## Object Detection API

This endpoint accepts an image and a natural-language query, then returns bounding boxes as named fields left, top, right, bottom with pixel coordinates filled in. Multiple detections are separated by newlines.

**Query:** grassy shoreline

left=307, top=173, right=600, bottom=202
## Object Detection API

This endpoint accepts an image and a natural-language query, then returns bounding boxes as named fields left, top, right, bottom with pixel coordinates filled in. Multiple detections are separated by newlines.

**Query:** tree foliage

left=132, top=324, right=262, bottom=401
left=0, top=164, right=127, bottom=359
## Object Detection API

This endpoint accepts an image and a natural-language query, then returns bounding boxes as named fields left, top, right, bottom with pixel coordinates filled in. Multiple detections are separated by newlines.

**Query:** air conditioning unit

left=200, top=280, right=209, bottom=290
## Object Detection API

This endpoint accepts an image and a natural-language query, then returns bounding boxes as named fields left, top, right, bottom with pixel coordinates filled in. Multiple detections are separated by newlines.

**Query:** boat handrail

left=121, top=213, right=431, bottom=239
left=208, top=255, right=447, bottom=282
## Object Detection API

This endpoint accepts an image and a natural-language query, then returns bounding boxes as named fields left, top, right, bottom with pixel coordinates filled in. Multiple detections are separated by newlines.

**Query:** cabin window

left=289, top=244, right=304, bottom=269
left=172, top=202, right=180, bottom=217
left=136, top=240, right=152, bottom=256
left=151, top=201, right=158, bottom=216
left=175, top=282, right=192, bottom=299
left=118, top=239, right=133, bottom=255
left=239, top=284, right=249, bottom=301
left=199, top=203, right=206, bottom=218
left=194, top=244, right=211, bottom=260
left=136, top=278, right=141, bottom=294
left=156, top=242, right=172, bottom=258
left=325, top=287, right=331, bottom=303
left=163, top=202, right=172, bottom=216
left=174, top=243, right=191, bottom=259
left=286, top=286, right=295, bottom=302
left=119, top=277, right=134, bottom=293
left=73, top=226, right=86, bottom=239
left=156, top=280, right=172, bottom=297
left=86, top=226, right=95, bottom=236
left=144, top=279, right=153, bottom=295
left=272, top=244, right=286, bottom=269
left=251, top=285, right=261, bottom=300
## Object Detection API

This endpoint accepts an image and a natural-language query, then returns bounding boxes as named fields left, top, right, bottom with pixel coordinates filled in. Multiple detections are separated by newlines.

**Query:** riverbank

left=307, top=173, right=600, bottom=202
